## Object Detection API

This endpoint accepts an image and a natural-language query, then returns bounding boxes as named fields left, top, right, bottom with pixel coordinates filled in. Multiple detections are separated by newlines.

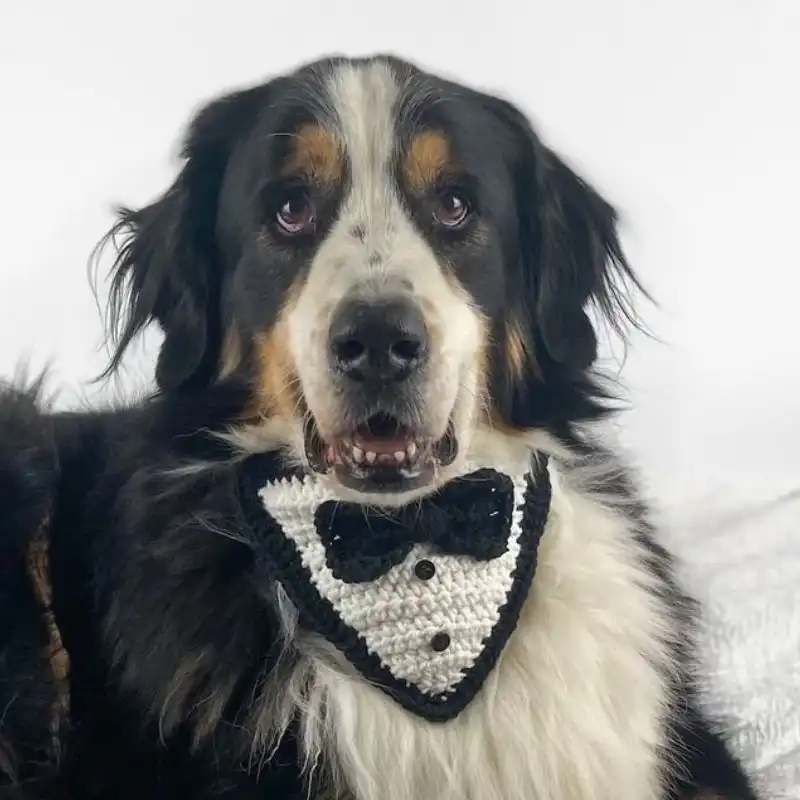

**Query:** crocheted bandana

left=237, top=454, right=552, bottom=722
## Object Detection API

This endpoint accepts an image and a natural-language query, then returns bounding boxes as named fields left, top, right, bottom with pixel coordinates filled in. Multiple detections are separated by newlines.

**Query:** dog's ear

left=486, top=97, right=647, bottom=427
left=532, top=148, right=635, bottom=369
left=98, top=86, right=267, bottom=391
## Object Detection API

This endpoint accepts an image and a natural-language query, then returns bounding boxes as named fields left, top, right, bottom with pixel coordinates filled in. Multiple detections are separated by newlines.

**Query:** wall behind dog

left=0, top=1, right=798, bottom=500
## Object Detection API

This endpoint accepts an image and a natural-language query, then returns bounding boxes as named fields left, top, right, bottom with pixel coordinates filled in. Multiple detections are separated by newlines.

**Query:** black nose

left=329, top=297, right=429, bottom=383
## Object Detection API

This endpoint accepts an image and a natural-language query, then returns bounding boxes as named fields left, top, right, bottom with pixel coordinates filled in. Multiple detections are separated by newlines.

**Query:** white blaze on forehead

left=285, top=59, right=485, bottom=462
left=327, top=60, right=400, bottom=231
left=312, top=59, right=448, bottom=295
left=289, top=59, right=478, bottom=329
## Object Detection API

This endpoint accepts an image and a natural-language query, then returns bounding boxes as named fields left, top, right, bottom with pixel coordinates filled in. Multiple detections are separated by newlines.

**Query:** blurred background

left=0, top=2, right=798, bottom=497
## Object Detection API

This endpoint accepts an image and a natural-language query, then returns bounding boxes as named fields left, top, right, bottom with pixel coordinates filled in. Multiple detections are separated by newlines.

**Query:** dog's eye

left=433, top=190, right=470, bottom=228
left=276, top=191, right=316, bottom=235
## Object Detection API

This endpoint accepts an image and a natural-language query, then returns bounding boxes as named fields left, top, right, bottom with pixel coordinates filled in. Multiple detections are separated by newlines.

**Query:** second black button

left=414, top=559, right=436, bottom=581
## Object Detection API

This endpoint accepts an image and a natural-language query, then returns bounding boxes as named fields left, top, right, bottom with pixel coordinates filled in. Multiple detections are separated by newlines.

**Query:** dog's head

left=101, top=55, right=643, bottom=504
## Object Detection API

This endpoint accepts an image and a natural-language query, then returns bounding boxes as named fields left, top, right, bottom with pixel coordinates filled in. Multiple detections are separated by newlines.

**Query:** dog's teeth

left=406, top=442, right=417, bottom=459
left=394, top=451, right=405, bottom=463
left=365, top=450, right=377, bottom=464
left=352, top=446, right=364, bottom=463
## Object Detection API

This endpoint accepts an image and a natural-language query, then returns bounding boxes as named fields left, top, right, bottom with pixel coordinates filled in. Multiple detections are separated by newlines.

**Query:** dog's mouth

left=304, top=412, right=458, bottom=493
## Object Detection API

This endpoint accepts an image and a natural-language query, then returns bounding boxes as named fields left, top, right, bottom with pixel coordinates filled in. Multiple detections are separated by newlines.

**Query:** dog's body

left=0, top=55, right=757, bottom=799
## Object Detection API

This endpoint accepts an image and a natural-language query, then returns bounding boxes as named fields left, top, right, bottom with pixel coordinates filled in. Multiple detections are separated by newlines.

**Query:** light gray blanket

left=660, top=481, right=800, bottom=798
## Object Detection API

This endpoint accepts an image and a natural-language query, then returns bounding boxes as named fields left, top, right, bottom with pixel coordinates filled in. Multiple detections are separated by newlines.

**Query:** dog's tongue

left=353, top=434, right=412, bottom=455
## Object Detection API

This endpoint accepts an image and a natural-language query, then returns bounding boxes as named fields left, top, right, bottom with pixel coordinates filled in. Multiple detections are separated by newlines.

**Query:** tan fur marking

left=254, top=280, right=305, bottom=424
left=404, top=131, right=453, bottom=191
left=25, top=523, right=70, bottom=761
left=256, top=326, right=298, bottom=423
left=481, top=320, right=541, bottom=435
left=284, top=124, right=344, bottom=184
left=506, top=318, right=530, bottom=382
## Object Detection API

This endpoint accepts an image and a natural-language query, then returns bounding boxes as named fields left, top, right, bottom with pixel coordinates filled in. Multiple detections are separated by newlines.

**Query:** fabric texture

left=656, top=478, right=800, bottom=799
left=237, top=455, right=551, bottom=721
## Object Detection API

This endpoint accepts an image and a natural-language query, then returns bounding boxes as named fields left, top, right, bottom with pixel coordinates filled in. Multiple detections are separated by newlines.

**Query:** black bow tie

left=315, top=468, right=524, bottom=584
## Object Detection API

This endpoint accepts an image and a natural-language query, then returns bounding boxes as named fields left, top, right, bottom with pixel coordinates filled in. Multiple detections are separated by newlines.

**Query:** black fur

left=1, top=382, right=309, bottom=798
left=0, top=387, right=759, bottom=799
left=474, top=94, right=648, bottom=428
left=1, top=55, right=759, bottom=798
left=0, top=382, right=61, bottom=798
left=98, top=85, right=274, bottom=391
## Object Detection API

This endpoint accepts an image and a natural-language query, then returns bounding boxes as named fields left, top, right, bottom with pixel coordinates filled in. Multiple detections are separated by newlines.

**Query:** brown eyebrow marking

left=283, top=123, right=344, bottom=184
left=404, top=130, right=453, bottom=191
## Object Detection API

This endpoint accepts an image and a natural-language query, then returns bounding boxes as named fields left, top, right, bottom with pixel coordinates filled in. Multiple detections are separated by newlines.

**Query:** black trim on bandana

left=235, top=454, right=551, bottom=723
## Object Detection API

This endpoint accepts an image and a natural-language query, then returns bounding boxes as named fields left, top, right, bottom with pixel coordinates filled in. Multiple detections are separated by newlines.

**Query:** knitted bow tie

left=315, top=469, right=514, bottom=583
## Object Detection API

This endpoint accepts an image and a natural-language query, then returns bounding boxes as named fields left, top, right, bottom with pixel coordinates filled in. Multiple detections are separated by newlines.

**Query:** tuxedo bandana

left=237, top=455, right=552, bottom=722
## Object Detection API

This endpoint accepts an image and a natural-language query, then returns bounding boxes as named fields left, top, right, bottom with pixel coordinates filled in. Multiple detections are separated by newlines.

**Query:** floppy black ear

left=508, top=114, right=643, bottom=372
left=531, top=147, right=641, bottom=369
left=98, top=86, right=267, bottom=391
left=527, top=150, right=631, bottom=369
left=485, top=97, right=647, bottom=427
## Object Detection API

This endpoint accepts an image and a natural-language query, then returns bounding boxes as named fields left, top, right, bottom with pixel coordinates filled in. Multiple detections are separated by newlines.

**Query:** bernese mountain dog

left=0, top=55, right=758, bottom=799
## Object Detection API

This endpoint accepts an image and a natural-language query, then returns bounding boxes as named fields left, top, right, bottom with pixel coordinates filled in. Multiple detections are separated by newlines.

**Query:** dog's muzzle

left=303, top=294, right=457, bottom=493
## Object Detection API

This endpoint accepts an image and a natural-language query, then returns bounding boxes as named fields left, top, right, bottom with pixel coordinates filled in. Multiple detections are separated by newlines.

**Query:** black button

left=414, top=559, right=436, bottom=580
left=430, top=632, right=451, bottom=652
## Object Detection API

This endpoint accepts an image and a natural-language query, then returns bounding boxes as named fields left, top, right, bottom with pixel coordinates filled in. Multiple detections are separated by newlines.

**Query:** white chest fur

left=271, top=465, right=675, bottom=800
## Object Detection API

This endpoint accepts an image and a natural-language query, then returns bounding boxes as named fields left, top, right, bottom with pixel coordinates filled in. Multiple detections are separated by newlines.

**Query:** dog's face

left=104, top=56, right=640, bottom=503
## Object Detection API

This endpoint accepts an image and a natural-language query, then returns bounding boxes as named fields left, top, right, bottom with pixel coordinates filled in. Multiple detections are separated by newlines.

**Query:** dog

left=0, top=55, right=758, bottom=799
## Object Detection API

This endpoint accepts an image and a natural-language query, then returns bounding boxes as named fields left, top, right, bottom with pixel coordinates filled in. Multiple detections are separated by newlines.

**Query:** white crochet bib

left=237, top=457, right=551, bottom=721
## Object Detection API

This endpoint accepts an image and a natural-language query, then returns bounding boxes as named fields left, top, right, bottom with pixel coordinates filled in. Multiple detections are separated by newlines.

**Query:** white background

left=1, top=1, right=798, bottom=501
left=2, top=4, right=800, bottom=792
